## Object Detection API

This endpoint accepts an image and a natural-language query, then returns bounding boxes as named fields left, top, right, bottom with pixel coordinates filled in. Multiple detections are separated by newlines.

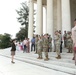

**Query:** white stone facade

left=28, top=0, right=76, bottom=39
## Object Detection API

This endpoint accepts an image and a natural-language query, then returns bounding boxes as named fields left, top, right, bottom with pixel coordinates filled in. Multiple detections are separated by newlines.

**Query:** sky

left=0, top=0, right=27, bottom=39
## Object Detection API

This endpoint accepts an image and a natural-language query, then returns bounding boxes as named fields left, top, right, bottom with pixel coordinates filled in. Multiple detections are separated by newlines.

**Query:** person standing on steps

left=11, top=39, right=16, bottom=64
left=43, top=34, right=49, bottom=61
left=63, top=31, right=67, bottom=48
left=23, top=38, right=28, bottom=53
left=48, top=35, right=52, bottom=52
left=35, top=35, right=38, bottom=53
left=54, top=31, right=61, bottom=59
left=31, top=37, right=35, bottom=52
left=71, top=19, right=76, bottom=61
left=37, top=36, right=43, bottom=59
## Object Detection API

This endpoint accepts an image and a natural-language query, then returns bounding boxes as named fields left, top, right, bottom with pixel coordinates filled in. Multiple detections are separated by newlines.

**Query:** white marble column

left=47, top=0, right=53, bottom=37
left=43, top=6, right=47, bottom=34
left=53, top=0, right=57, bottom=32
left=57, top=0, right=62, bottom=30
left=36, top=0, right=43, bottom=35
left=61, top=0, right=71, bottom=33
left=28, top=0, right=34, bottom=39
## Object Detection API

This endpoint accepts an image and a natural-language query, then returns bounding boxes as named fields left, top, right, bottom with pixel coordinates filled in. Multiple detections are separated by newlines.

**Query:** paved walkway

left=0, top=48, right=75, bottom=75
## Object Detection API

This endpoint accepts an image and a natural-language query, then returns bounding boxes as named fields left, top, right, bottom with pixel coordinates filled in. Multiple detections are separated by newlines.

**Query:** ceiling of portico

left=34, top=0, right=46, bottom=5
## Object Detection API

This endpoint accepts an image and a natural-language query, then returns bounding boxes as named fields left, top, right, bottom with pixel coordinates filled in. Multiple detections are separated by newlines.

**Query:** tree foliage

left=0, top=33, right=11, bottom=49
left=16, top=27, right=28, bottom=41
left=16, top=2, right=29, bottom=40
left=16, top=2, right=29, bottom=26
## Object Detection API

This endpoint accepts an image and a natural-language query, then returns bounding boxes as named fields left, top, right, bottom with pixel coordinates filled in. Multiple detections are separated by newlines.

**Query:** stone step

left=16, top=51, right=74, bottom=63
left=14, top=55, right=76, bottom=75
left=15, top=54, right=75, bottom=68
left=0, top=48, right=76, bottom=74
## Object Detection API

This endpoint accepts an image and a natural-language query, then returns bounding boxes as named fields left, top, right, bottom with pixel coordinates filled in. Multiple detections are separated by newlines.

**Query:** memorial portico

left=28, top=0, right=76, bottom=39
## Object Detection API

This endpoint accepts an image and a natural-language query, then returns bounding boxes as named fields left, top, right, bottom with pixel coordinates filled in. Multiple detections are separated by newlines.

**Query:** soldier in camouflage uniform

left=54, top=31, right=61, bottom=59
left=66, top=32, right=69, bottom=49
left=37, top=36, right=43, bottom=59
left=66, top=31, right=73, bottom=53
left=35, top=35, right=38, bottom=54
left=63, top=31, right=67, bottom=48
left=41, top=35, right=44, bottom=52
left=43, top=34, right=49, bottom=61
left=54, top=33, right=57, bottom=52
left=48, top=35, right=52, bottom=52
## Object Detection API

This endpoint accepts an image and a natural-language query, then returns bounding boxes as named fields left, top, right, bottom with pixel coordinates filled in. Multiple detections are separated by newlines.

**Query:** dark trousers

left=60, top=41, right=63, bottom=53
left=31, top=44, right=35, bottom=51
left=23, top=45, right=26, bottom=52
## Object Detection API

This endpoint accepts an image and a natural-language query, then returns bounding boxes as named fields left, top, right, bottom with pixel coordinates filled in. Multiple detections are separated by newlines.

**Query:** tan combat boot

left=44, top=56, right=49, bottom=61
left=56, top=55, right=61, bottom=59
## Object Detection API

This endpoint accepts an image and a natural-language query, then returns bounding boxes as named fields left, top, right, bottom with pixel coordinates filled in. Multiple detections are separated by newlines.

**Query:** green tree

left=16, top=2, right=29, bottom=41
left=0, top=33, right=11, bottom=49
left=16, top=2, right=29, bottom=37
left=16, top=27, right=27, bottom=41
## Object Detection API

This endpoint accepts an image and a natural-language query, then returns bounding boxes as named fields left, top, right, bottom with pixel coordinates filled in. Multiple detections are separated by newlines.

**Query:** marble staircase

left=0, top=48, right=76, bottom=75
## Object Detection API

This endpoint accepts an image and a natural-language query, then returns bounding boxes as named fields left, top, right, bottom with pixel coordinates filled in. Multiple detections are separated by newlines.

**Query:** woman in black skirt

left=11, top=39, right=16, bottom=63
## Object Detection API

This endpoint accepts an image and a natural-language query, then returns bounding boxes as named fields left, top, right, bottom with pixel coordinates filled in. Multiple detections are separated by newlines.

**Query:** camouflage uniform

left=54, top=32, right=61, bottom=59
left=67, top=32, right=73, bottom=53
left=54, top=35, right=57, bottom=52
left=35, top=35, right=38, bottom=53
left=43, top=36, right=49, bottom=61
left=66, top=32, right=69, bottom=48
left=49, top=36, right=52, bottom=52
left=41, top=35, right=44, bottom=52
left=37, top=39, right=43, bottom=59
left=63, top=33, right=67, bottom=48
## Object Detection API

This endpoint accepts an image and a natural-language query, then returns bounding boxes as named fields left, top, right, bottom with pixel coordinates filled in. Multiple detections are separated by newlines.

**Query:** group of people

left=10, top=38, right=30, bottom=63
left=31, top=34, right=52, bottom=60
left=10, top=19, right=76, bottom=64
left=63, top=19, right=76, bottom=65
left=63, top=31, right=73, bottom=53
left=31, top=31, right=63, bottom=60
left=30, top=20, right=76, bottom=62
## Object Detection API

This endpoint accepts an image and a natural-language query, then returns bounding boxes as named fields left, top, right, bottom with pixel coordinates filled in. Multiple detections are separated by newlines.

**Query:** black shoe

left=11, top=61, right=15, bottom=64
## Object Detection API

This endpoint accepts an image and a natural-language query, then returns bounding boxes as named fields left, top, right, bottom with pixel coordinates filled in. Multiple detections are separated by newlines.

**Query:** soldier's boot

left=56, top=55, right=61, bottom=59
left=44, top=56, right=49, bottom=61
